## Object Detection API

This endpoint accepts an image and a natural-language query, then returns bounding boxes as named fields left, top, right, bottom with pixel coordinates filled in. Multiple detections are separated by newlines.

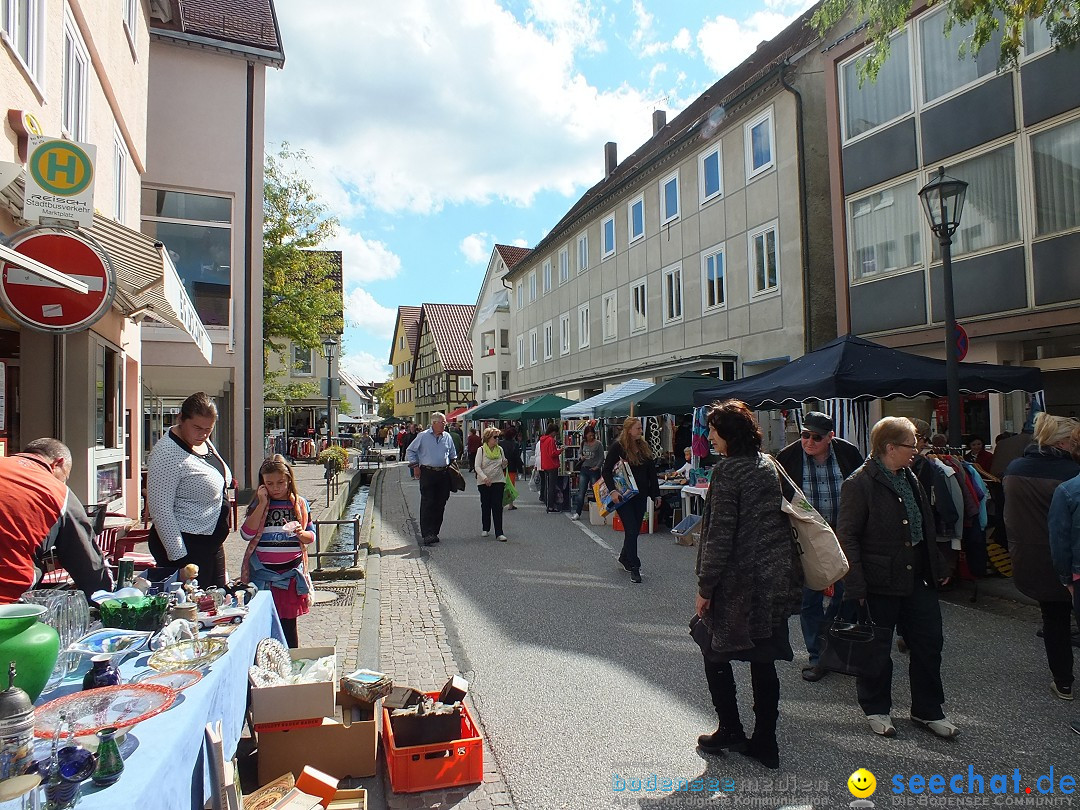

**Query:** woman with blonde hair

left=474, top=427, right=509, bottom=541
left=1004, top=413, right=1080, bottom=701
left=602, top=417, right=661, bottom=584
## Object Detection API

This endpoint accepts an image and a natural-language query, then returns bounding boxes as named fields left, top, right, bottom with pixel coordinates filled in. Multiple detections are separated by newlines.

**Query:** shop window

left=95, top=344, right=121, bottom=449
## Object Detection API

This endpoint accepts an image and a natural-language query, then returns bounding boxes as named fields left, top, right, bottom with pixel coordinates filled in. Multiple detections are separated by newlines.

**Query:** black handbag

left=818, top=604, right=893, bottom=678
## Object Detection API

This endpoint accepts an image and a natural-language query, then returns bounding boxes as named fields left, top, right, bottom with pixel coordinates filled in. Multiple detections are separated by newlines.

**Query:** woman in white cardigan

left=474, top=427, right=509, bottom=542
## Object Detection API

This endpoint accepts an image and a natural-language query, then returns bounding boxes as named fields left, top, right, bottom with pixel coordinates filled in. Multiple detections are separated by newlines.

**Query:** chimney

left=652, top=109, right=667, bottom=135
left=604, top=142, right=617, bottom=177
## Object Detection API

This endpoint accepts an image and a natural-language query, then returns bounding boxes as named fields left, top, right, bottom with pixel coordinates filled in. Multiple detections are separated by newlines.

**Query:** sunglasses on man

left=800, top=431, right=825, bottom=442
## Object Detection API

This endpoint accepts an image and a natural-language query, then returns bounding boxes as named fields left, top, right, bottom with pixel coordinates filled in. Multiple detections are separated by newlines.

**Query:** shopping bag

left=771, top=459, right=849, bottom=590
left=529, top=469, right=541, bottom=492
left=818, top=605, right=893, bottom=678
left=503, top=475, right=519, bottom=506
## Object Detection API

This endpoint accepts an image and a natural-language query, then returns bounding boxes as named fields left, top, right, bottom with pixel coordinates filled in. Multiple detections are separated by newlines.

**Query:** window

left=528, top=270, right=537, bottom=301
left=123, top=0, right=137, bottom=48
left=702, top=245, right=726, bottom=312
left=293, top=345, right=313, bottom=375
left=577, top=233, right=588, bottom=272
left=602, top=214, right=616, bottom=259
left=578, top=302, right=590, bottom=348
left=113, top=132, right=129, bottom=222
left=744, top=108, right=774, bottom=180
left=847, top=178, right=921, bottom=281
left=931, top=146, right=1019, bottom=258
left=2, top=0, right=43, bottom=82
left=399, top=335, right=405, bottom=350
left=663, top=264, right=683, bottom=323
left=529, top=329, right=538, bottom=365
left=1024, top=18, right=1052, bottom=57
left=628, top=195, right=645, bottom=243
left=660, top=172, right=679, bottom=224
left=1033, top=118, right=1080, bottom=236
left=94, top=344, right=121, bottom=449
left=543, top=321, right=553, bottom=360
left=558, top=246, right=569, bottom=284
left=920, top=7, right=1005, bottom=104
left=141, top=189, right=233, bottom=326
left=458, top=375, right=472, bottom=393
left=542, top=260, right=552, bottom=294
left=559, top=312, right=571, bottom=355
left=500, top=371, right=510, bottom=391
left=500, top=329, right=509, bottom=349
left=516, top=280, right=523, bottom=310
left=630, top=280, right=647, bottom=333
left=700, top=147, right=723, bottom=204
left=517, top=334, right=525, bottom=369
left=748, top=222, right=779, bottom=295
left=602, top=291, right=618, bottom=341
left=62, top=15, right=90, bottom=141
left=840, top=31, right=913, bottom=142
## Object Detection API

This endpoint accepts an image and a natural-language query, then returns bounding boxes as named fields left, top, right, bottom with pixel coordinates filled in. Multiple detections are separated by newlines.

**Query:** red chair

left=97, top=516, right=157, bottom=572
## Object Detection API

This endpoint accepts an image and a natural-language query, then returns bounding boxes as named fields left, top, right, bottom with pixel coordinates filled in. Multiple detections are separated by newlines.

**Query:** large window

left=663, top=264, right=683, bottom=323
left=528, top=270, right=537, bottom=302
left=516, top=280, right=523, bottom=310
left=745, top=108, right=774, bottom=180
left=702, top=246, right=726, bottom=312
left=933, top=146, right=1019, bottom=258
left=141, top=189, right=233, bottom=326
left=1024, top=18, right=1052, bottom=57
left=542, top=260, right=552, bottom=294
left=123, top=0, right=138, bottom=47
left=602, top=214, right=616, bottom=259
left=841, top=30, right=913, bottom=141
left=62, top=15, right=89, bottom=141
left=630, top=280, right=647, bottom=333
left=628, top=195, right=645, bottom=243
left=920, top=7, right=1005, bottom=104
left=95, top=344, right=121, bottom=449
left=559, top=312, right=571, bottom=355
left=517, top=334, right=524, bottom=369
left=699, top=147, right=723, bottom=204
left=660, top=172, right=679, bottom=224
left=543, top=321, right=553, bottom=360
left=748, top=222, right=779, bottom=295
left=2, top=0, right=43, bottom=82
left=113, top=132, right=129, bottom=222
left=558, top=246, right=569, bottom=284
left=293, top=345, right=313, bottom=375
left=1032, top=118, right=1080, bottom=237
left=529, top=329, right=537, bottom=365
left=578, top=302, right=590, bottom=348
left=577, top=233, right=588, bottom=272
left=847, top=178, right=921, bottom=281
left=602, top=291, right=618, bottom=341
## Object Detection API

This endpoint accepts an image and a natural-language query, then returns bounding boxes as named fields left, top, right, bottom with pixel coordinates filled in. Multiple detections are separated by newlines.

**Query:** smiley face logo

left=848, top=768, right=877, bottom=798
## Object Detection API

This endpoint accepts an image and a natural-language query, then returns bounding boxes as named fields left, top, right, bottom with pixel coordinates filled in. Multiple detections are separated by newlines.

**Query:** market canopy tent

left=692, top=334, right=1043, bottom=409
left=559, top=379, right=653, bottom=418
left=501, top=394, right=576, bottom=420
left=465, top=398, right=522, bottom=420
left=594, top=372, right=719, bottom=417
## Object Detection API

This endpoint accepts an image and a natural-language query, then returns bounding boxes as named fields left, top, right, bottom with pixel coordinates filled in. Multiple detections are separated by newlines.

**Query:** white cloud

left=630, top=0, right=654, bottom=47
left=266, top=1, right=656, bottom=215
left=697, top=2, right=816, bottom=77
left=511, top=237, right=528, bottom=247
left=339, top=348, right=392, bottom=385
left=671, top=27, right=692, bottom=53
left=324, top=227, right=402, bottom=285
left=460, top=232, right=492, bottom=264
left=343, top=287, right=398, bottom=341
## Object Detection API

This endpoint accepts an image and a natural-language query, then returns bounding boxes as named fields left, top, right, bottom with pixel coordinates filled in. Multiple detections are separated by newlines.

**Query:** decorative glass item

left=20, top=591, right=89, bottom=689
left=66, top=629, right=152, bottom=661
left=0, top=663, right=36, bottom=779
left=0, top=773, right=42, bottom=810
left=34, top=684, right=176, bottom=738
left=131, top=669, right=203, bottom=691
left=0, top=605, right=60, bottom=702
left=80, top=656, right=120, bottom=691
left=147, top=638, right=227, bottom=672
left=97, top=595, right=170, bottom=632
left=90, top=727, right=124, bottom=787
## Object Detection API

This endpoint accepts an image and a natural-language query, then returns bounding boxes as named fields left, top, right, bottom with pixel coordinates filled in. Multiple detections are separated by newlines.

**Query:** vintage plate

left=132, top=669, right=204, bottom=691
left=34, top=684, right=176, bottom=738
left=147, top=637, right=227, bottom=672
left=67, top=628, right=153, bottom=658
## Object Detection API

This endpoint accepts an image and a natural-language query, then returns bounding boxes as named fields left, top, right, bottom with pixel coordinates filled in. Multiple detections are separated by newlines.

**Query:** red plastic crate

left=382, top=692, right=483, bottom=793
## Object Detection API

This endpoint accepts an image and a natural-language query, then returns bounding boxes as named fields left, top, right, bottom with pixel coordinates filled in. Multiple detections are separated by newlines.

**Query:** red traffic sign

left=955, top=323, right=969, bottom=362
left=0, top=231, right=114, bottom=333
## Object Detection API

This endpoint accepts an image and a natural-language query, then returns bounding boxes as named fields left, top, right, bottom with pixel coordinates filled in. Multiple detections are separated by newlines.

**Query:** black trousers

left=148, top=507, right=229, bottom=588
left=544, top=469, right=560, bottom=511
left=1040, top=600, right=1075, bottom=688
left=419, top=467, right=452, bottom=540
left=858, top=581, right=945, bottom=719
left=703, top=657, right=780, bottom=739
left=478, top=483, right=505, bottom=535
left=618, top=496, right=649, bottom=570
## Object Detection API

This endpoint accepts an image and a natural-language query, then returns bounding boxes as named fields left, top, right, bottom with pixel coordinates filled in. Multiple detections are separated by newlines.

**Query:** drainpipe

left=779, top=62, right=813, bottom=354
left=244, top=62, right=255, bottom=488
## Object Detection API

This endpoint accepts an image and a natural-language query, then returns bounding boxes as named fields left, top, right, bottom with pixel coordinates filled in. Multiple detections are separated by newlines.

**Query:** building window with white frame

left=577, top=233, right=588, bottom=272
left=602, top=291, right=618, bottom=341
left=846, top=179, right=921, bottom=282
left=663, top=263, right=683, bottom=323
left=700, top=147, right=723, bottom=204
left=660, top=172, right=679, bottom=224
left=630, top=280, right=647, bottom=333
left=517, top=334, right=525, bottom=369
left=123, top=0, right=138, bottom=48
left=1032, top=117, right=1080, bottom=237
left=558, top=246, right=569, bottom=284
left=3, top=0, right=43, bottom=82
left=516, top=280, right=523, bottom=310
left=293, top=345, right=313, bottom=375
left=701, top=245, right=726, bottom=312
left=62, top=15, right=90, bottom=141
left=542, top=259, right=552, bottom=294
left=840, top=30, right=912, bottom=142
left=748, top=222, right=779, bottom=295
left=628, top=194, right=645, bottom=243
left=931, top=146, right=1019, bottom=259
left=458, top=375, right=472, bottom=393
left=500, top=371, right=509, bottom=391
left=559, top=312, right=571, bottom=355
left=578, top=302, right=590, bottom=348
left=528, top=270, right=537, bottom=302
left=529, top=329, right=538, bottom=365
left=113, top=132, right=129, bottom=222
left=543, top=321, right=553, bottom=360
left=602, top=214, right=616, bottom=259
left=1024, top=17, right=1053, bottom=57
left=920, top=6, right=1005, bottom=105
left=744, top=108, right=774, bottom=180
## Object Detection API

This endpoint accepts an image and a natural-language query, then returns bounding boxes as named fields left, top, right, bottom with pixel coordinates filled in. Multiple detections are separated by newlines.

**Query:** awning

left=90, top=215, right=213, bottom=364
left=560, top=379, right=654, bottom=418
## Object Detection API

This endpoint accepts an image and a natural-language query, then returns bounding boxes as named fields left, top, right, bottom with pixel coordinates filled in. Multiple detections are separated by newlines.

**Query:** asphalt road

left=405, top=474, right=1079, bottom=810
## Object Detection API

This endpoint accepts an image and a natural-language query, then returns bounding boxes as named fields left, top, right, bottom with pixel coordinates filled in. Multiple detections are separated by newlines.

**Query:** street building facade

left=470, top=245, right=531, bottom=404
left=339, top=369, right=376, bottom=419
left=411, top=303, right=475, bottom=426
left=388, top=305, right=420, bottom=419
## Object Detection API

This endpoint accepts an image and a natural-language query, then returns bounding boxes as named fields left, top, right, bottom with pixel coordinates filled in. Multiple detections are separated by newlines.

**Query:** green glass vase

left=92, top=726, right=125, bottom=786
left=0, top=604, right=61, bottom=701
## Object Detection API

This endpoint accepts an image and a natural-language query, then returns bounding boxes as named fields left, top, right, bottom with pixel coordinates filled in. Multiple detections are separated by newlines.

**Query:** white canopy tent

left=559, top=379, right=654, bottom=418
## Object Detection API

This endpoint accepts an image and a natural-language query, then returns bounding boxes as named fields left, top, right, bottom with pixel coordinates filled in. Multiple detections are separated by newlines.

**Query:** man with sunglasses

left=776, top=412, right=864, bottom=681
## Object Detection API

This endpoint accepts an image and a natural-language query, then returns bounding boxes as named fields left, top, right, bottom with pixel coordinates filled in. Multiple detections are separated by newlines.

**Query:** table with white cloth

left=39, top=590, right=284, bottom=810
left=681, top=484, right=709, bottom=520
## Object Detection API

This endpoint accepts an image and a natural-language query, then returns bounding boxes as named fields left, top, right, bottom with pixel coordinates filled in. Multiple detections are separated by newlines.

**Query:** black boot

left=697, top=725, right=748, bottom=755
left=740, top=662, right=780, bottom=769
left=700, top=660, right=746, bottom=755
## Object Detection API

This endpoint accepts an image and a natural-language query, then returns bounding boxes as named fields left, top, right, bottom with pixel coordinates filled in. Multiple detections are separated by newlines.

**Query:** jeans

left=478, top=483, right=505, bottom=536
left=800, top=581, right=848, bottom=665
left=575, top=469, right=600, bottom=516
left=1040, top=600, right=1075, bottom=688
left=544, top=469, right=560, bottom=511
left=617, top=495, right=649, bottom=570
left=419, top=467, right=451, bottom=540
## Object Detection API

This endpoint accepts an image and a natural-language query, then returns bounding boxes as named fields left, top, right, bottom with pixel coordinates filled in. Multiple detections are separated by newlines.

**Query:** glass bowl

left=147, top=638, right=227, bottom=672
left=67, top=628, right=153, bottom=660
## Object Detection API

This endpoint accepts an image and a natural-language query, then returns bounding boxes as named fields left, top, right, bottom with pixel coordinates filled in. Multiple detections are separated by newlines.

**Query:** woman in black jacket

left=602, top=417, right=660, bottom=584
left=499, top=427, right=524, bottom=510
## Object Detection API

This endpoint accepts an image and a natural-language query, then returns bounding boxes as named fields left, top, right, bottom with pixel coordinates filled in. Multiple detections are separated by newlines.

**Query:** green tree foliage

left=812, top=0, right=1079, bottom=83
left=375, top=380, right=394, bottom=418
left=263, top=378, right=320, bottom=407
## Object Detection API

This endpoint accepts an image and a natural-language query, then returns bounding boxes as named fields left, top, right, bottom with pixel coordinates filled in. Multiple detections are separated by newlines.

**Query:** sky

left=264, top=0, right=818, bottom=383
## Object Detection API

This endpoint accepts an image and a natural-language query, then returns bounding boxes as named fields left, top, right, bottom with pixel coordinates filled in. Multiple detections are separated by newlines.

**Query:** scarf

left=483, top=442, right=502, bottom=461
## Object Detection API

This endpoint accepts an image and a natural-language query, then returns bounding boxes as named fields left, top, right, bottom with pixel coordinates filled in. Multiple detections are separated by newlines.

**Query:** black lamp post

left=918, top=166, right=968, bottom=448
left=322, top=335, right=338, bottom=439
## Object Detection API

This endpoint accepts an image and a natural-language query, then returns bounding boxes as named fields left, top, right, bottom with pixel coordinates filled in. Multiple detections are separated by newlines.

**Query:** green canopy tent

left=500, top=394, right=576, bottom=420
left=593, top=372, right=719, bottom=418
left=466, top=398, right=523, bottom=420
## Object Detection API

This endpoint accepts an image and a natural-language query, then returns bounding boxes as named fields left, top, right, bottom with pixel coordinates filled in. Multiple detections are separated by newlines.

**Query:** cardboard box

left=327, top=789, right=367, bottom=810
left=258, top=691, right=378, bottom=785
left=250, top=646, right=337, bottom=729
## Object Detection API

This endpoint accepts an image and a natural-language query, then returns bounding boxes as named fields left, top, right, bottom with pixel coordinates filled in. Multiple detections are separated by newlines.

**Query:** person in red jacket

left=0, top=438, right=112, bottom=604
left=540, top=422, right=563, bottom=513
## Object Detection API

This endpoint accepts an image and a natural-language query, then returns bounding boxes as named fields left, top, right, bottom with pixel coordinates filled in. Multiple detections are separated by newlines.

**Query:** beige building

left=470, top=245, right=530, bottom=403
left=388, top=305, right=420, bottom=419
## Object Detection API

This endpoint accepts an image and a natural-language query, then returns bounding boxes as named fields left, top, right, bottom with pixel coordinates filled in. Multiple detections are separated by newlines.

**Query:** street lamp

left=918, top=166, right=968, bottom=448
left=322, top=335, right=338, bottom=439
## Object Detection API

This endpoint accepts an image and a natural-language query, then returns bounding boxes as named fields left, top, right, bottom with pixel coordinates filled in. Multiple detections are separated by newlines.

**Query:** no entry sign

left=0, top=231, right=115, bottom=333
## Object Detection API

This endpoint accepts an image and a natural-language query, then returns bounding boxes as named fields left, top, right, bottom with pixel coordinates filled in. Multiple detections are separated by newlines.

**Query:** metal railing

left=310, top=517, right=362, bottom=569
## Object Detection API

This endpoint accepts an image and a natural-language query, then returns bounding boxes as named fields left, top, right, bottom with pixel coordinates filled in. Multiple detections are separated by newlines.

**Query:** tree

left=375, top=380, right=394, bottom=418
left=812, top=0, right=1080, bottom=83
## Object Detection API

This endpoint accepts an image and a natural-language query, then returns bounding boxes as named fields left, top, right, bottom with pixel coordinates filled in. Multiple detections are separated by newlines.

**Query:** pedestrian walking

left=466, top=429, right=482, bottom=473
left=570, top=425, right=604, bottom=521
left=475, top=428, right=508, bottom=541
left=837, top=416, right=957, bottom=739
left=775, top=411, right=863, bottom=682
left=540, top=423, right=563, bottom=513
left=406, top=413, right=457, bottom=546
left=1049, top=423, right=1080, bottom=710
left=603, top=417, right=661, bottom=584
left=693, top=400, right=800, bottom=770
left=499, top=427, right=523, bottom=510
left=1003, top=413, right=1080, bottom=702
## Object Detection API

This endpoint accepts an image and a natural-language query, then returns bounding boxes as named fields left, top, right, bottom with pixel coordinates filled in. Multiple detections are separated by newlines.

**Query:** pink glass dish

left=34, top=683, right=176, bottom=738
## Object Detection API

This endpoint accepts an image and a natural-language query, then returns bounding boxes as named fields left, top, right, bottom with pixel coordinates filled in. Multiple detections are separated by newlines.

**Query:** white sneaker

left=481, top=530, right=490, bottom=537
left=911, top=715, right=959, bottom=739
left=866, top=714, right=896, bottom=737
left=569, top=514, right=579, bottom=521
left=497, top=535, right=508, bottom=542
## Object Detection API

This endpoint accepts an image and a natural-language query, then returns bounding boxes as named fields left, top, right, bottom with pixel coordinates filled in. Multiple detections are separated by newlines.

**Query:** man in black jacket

left=776, top=412, right=864, bottom=681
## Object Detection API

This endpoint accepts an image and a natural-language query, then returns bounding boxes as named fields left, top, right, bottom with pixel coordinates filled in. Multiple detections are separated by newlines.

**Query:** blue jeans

left=800, top=580, right=848, bottom=665
left=575, top=469, right=600, bottom=516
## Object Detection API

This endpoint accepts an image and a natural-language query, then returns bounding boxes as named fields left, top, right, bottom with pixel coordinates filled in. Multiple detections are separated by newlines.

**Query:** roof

left=339, top=369, right=373, bottom=399
left=507, top=2, right=824, bottom=276
left=416, top=303, right=476, bottom=374
left=388, top=305, right=421, bottom=364
left=149, top=0, right=285, bottom=65
left=494, top=245, right=532, bottom=270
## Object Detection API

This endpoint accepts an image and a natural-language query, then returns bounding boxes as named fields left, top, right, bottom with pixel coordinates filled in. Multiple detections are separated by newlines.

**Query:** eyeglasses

left=800, top=431, right=823, bottom=442
left=893, top=442, right=919, bottom=450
